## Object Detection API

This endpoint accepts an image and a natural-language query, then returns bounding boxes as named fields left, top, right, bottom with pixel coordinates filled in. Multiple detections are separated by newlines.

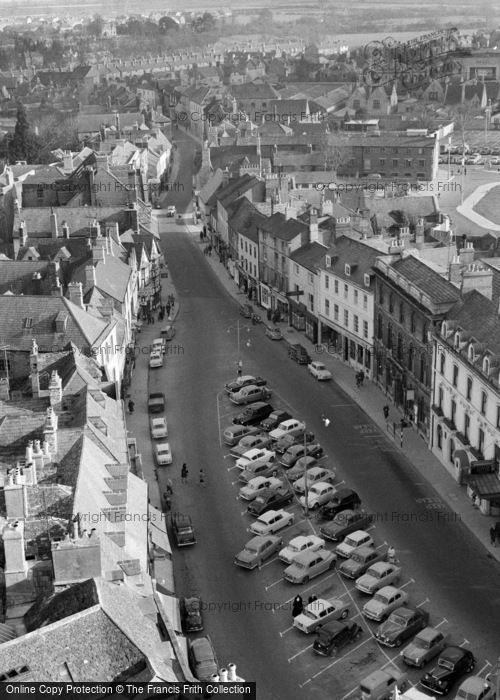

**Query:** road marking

left=279, top=625, right=294, bottom=637
left=309, top=636, right=372, bottom=680
left=264, top=577, right=284, bottom=591
left=288, top=643, right=313, bottom=662
left=259, top=556, right=280, bottom=569
left=329, top=403, right=357, bottom=408
left=435, top=618, right=447, bottom=628
left=478, top=661, right=492, bottom=676
left=460, top=638, right=470, bottom=647
left=416, top=598, right=429, bottom=607
left=400, top=578, right=415, bottom=589
left=279, top=571, right=338, bottom=604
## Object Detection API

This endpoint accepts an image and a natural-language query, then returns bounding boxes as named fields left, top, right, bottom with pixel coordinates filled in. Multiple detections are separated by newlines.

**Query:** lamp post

left=303, top=416, right=330, bottom=519
left=485, top=100, right=492, bottom=148
left=227, top=320, right=251, bottom=376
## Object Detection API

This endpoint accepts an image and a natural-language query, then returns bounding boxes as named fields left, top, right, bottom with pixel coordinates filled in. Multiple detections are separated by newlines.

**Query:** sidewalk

left=184, top=223, right=500, bottom=564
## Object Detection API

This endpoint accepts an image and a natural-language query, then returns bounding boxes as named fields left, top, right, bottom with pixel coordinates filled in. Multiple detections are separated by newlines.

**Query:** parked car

left=402, top=627, right=447, bottom=668
left=223, top=424, right=262, bottom=446
left=279, top=534, right=325, bottom=564
left=308, top=361, right=332, bottom=380
left=233, top=402, right=274, bottom=426
left=420, top=647, right=476, bottom=696
left=274, top=429, right=315, bottom=454
left=288, top=343, right=311, bottom=364
left=313, top=620, right=363, bottom=657
left=454, top=676, right=495, bottom=700
left=188, top=636, right=217, bottom=681
left=235, top=448, right=276, bottom=471
left=155, top=442, right=172, bottom=466
left=293, top=597, right=350, bottom=633
left=149, top=350, right=164, bottom=368
left=293, top=466, right=336, bottom=494
left=269, top=419, right=305, bottom=441
left=280, top=443, right=324, bottom=468
left=239, top=303, right=254, bottom=318
left=234, top=535, right=283, bottom=569
left=355, top=562, right=402, bottom=595
left=239, top=475, right=283, bottom=501
left=260, top=409, right=293, bottom=432
left=225, top=375, right=267, bottom=394
left=362, top=586, right=409, bottom=622
left=230, top=433, right=272, bottom=458
left=339, top=546, right=387, bottom=580
left=375, top=607, right=429, bottom=648
left=249, top=509, right=295, bottom=536
left=320, top=509, right=373, bottom=542
left=265, top=326, right=283, bottom=340
left=247, top=486, right=294, bottom=516
left=239, top=460, right=279, bottom=483
left=318, top=488, right=361, bottom=521
left=229, top=384, right=272, bottom=405
left=359, top=669, right=410, bottom=700
left=299, top=482, right=337, bottom=510
left=283, top=548, right=336, bottom=583
left=166, top=205, right=176, bottom=217
left=150, top=416, right=168, bottom=439
left=180, top=596, right=203, bottom=633
left=336, top=530, right=373, bottom=559
left=286, top=456, right=319, bottom=481
left=148, top=392, right=165, bottom=413
left=160, top=325, right=175, bottom=341
left=172, top=513, right=196, bottom=546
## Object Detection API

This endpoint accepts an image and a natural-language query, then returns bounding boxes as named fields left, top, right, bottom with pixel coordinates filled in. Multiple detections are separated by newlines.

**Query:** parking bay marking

left=275, top=570, right=338, bottom=599
left=300, top=636, right=373, bottom=686
left=288, top=642, right=314, bottom=663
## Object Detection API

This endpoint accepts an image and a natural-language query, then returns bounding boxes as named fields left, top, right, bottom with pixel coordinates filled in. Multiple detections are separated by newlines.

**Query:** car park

left=148, top=392, right=166, bottom=413
left=249, top=509, right=295, bottom=536
left=260, top=409, right=292, bottom=431
left=280, top=443, right=324, bottom=468
left=246, top=486, right=294, bottom=516
left=265, top=326, right=283, bottom=340
left=149, top=350, right=164, bottom=368
left=308, top=361, right=332, bottom=380
left=180, top=596, right=204, bottom=633
left=420, top=647, right=476, bottom=696
left=375, top=607, right=429, bottom=648
left=238, top=475, right=283, bottom=501
left=318, top=488, right=361, bottom=521
left=225, top=375, right=267, bottom=394
left=293, top=597, right=350, bottom=633
left=235, top=448, right=276, bottom=471
left=283, top=548, right=336, bottom=583
left=402, top=627, right=447, bottom=668
left=454, top=676, right=495, bottom=700
left=299, top=482, right=337, bottom=510
left=288, top=343, right=311, bottom=364
left=234, top=535, right=283, bottom=569
left=336, top=530, right=374, bottom=558
left=313, top=620, right=363, bottom=656
left=232, top=402, right=274, bottom=426
left=188, top=636, right=217, bottom=681
left=172, top=513, right=196, bottom=546
left=150, top=416, right=168, bottom=439
left=274, top=429, right=315, bottom=454
left=292, top=466, right=336, bottom=494
left=362, top=586, right=409, bottom=622
left=239, top=461, right=279, bottom=483
left=223, top=424, right=262, bottom=446
left=155, top=442, right=172, bottom=466
left=279, top=534, right=325, bottom=564
left=339, top=545, right=387, bottom=580
left=355, top=562, right=402, bottom=594
left=286, top=456, right=319, bottom=481
left=230, top=433, right=273, bottom=458
left=269, top=419, right=306, bottom=441
left=229, top=384, right=272, bottom=405
left=320, top=509, right=373, bottom=541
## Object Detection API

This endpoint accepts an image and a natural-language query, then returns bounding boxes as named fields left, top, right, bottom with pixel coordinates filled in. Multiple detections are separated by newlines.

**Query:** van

left=223, top=425, right=261, bottom=446
left=359, top=669, right=409, bottom=700
left=160, top=325, right=175, bottom=341
left=288, top=343, right=311, bottom=364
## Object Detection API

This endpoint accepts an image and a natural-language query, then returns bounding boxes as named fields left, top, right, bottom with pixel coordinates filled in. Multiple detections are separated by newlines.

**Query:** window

left=364, top=274, right=370, bottom=288
left=452, top=364, right=458, bottom=387
left=468, top=344, right=475, bottom=362
left=422, top=323, right=429, bottom=344
left=294, top=264, right=299, bottom=274
left=373, top=99, right=380, bottom=109
left=308, top=272, right=313, bottom=284
left=497, top=405, right=500, bottom=429
left=440, top=354, right=445, bottom=375
left=408, top=345, right=414, bottom=372
left=344, top=309, right=349, bottom=327
left=363, top=294, right=368, bottom=309
left=0, top=358, right=11, bottom=372
left=454, top=331, right=461, bottom=349
left=334, top=304, right=339, bottom=321
left=324, top=299, right=330, bottom=316
left=344, top=283, right=348, bottom=299
left=466, top=376, right=472, bottom=400
left=334, top=280, right=339, bottom=294
left=353, top=99, right=360, bottom=109
left=399, top=303, right=405, bottom=324
left=377, top=313, right=383, bottom=339
left=397, top=333, right=403, bottom=361
left=354, top=315, right=359, bottom=333
left=325, top=255, right=331, bottom=267
left=450, top=399, right=456, bottom=428
left=379, top=286, right=384, bottom=304
left=324, top=274, right=329, bottom=289
left=437, top=424, right=443, bottom=449
left=379, top=158, right=386, bottom=166
left=478, top=428, right=485, bottom=456
left=345, top=264, right=351, bottom=276
left=428, top=91, right=438, bottom=100
left=308, top=293, right=314, bottom=311
left=389, top=293, right=394, bottom=313
left=418, top=159, right=425, bottom=168
left=410, top=313, right=416, bottom=333
left=354, top=289, right=358, bottom=304
left=405, top=159, right=412, bottom=168
left=438, top=385, right=444, bottom=409
left=483, top=356, right=490, bottom=374
left=480, top=390, right=487, bottom=416
left=392, top=159, right=398, bottom=167
left=387, top=323, right=393, bottom=349
left=464, top=413, right=470, bottom=440
left=363, top=320, right=368, bottom=339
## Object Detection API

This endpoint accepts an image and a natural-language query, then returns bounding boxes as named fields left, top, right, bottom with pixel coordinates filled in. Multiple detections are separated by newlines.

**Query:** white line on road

left=259, top=556, right=280, bottom=569
left=460, top=638, right=470, bottom=647
left=478, top=661, right=492, bottom=676
left=435, top=618, right=447, bottom=628
left=310, top=636, right=372, bottom=680
left=279, top=625, right=294, bottom=637
left=264, top=577, right=284, bottom=591
left=279, top=571, right=338, bottom=605
left=400, top=578, right=415, bottom=589
left=288, top=642, right=313, bottom=662
left=416, top=598, right=429, bottom=607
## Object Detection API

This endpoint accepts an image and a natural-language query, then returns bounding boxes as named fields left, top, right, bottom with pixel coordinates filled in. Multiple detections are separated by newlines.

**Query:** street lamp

left=303, top=416, right=330, bottom=519
left=485, top=100, right=492, bottom=148
left=227, top=320, right=251, bottom=375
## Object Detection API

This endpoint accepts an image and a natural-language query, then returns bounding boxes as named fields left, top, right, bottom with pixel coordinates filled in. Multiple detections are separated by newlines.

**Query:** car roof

left=288, top=535, right=312, bottom=546
left=347, top=529, right=371, bottom=539
left=310, top=481, right=333, bottom=491
left=248, top=535, right=280, bottom=546
left=294, top=548, right=327, bottom=564
left=440, top=645, right=467, bottom=661
left=417, top=626, right=442, bottom=641
left=388, top=606, right=415, bottom=619
left=376, top=585, right=401, bottom=596
left=260, top=509, right=281, bottom=520
left=316, top=620, right=346, bottom=635
left=367, top=561, right=391, bottom=572
left=458, top=677, right=491, bottom=692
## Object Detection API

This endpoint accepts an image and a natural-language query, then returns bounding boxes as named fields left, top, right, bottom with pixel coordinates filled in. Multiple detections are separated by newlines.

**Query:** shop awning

left=465, top=473, right=500, bottom=499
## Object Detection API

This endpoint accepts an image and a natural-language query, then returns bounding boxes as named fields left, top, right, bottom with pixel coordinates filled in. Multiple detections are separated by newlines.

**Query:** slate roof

left=448, top=289, right=500, bottom=351
left=390, top=255, right=461, bottom=304
left=290, top=241, right=328, bottom=271
left=0, top=261, right=54, bottom=294
left=72, top=255, right=133, bottom=304
left=208, top=146, right=262, bottom=174
left=76, top=112, right=143, bottom=134
left=230, top=81, right=279, bottom=100
left=258, top=212, right=308, bottom=242
left=317, top=236, right=380, bottom=289
left=16, top=207, right=132, bottom=238
left=227, top=197, right=266, bottom=244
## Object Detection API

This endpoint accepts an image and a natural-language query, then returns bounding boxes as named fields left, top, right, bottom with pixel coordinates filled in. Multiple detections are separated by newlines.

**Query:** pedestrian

left=165, top=495, right=171, bottom=511
left=166, top=479, right=173, bottom=495
left=383, top=404, right=389, bottom=420
left=400, top=417, right=406, bottom=430
left=356, top=371, right=362, bottom=388
left=267, top=307, right=272, bottom=321
left=292, top=595, right=303, bottom=618
left=200, top=230, right=203, bottom=241
left=490, top=527, right=496, bottom=546
left=203, top=224, right=207, bottom=238
left=166, top=302, right=171, bottom=317
left=388, top=545, right=396, bottom=563
left=199, top=468, right=205, bottom=486
left=237, top=360, right=242, bottom=377
left=128, top=399, right=135, bottom=414
left=181, top=463, right=188, bottom=483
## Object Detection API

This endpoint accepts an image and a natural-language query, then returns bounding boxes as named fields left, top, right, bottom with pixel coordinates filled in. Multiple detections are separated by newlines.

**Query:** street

left=153, top=225, right=500, bottom=698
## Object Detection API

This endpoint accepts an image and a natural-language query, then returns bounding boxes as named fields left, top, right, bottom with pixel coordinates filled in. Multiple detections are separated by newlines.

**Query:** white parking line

left=400, top=578, right=415, bottom=589
left=416, top=598, right=429, bottom=607
left=288, top=642, right=314, bottom=662
left=278, top=571, right=338, bottom=603
left=309, top=636, right=373, bottom=681
left=259, top=556, right=280, bottom=569
left=279, top=625, right=294, bottom=637
left=460, top=638, right=470, bottom=647
left=265, top=577, right=285, bottom=591
left=435, top=618, right=447, bottom=628
left=339, top=685, right=359, bottom=700
left=478, top=661, right=492, bottom=676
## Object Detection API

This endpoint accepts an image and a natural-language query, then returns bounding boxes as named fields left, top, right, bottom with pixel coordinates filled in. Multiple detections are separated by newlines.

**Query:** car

left=320, top=509, right=373, bottom=542
left=260, top=409, right=293, bottom=431
left=293, top=466, right=336, bottom=494
left=359, top=669, right=410, bottom=700
left=150, top=416, right=168, bottom=439
left=420, top=647, right=476, bottom=696
left=355, top=562, right=402, bottom=595
left=230, top=433, right=273, bottom=458
left=249, top=509, right=295, bottom=536
left=188, top=636, right=217, bottom=681
left=308, top=361, right=332, bottom=380
left=375, top=607, right=429, bottom=648
left=286, top=456, right=319, bottom=481
left=288, top=343, right=311, bottom=364
left=402, top=627, right=447, bottom=668
left=235, top=448, right=276, bottom=471
left=229, top=384, right=272, bottom=405
left=313, top=620, right=363, bottom=656
left=149, top=350, right=164, bottom=368
left=299, top=482, right=337, bottom=510
left=336, top=530, right=374, bottom=558
left=318, top=488, right=361, bottom=521
left=239, top=460, right=279, bottom=483
left=223, top=424, right=263, bottom=446
left=293, top=597, right=350, bottom=634
left=148, top=392, right=165, bottom=413
left=172, top=513, right=196, bottom=546
left=232, top=402, right=274, bottom=425
left=283, top=548, right=336, bottom=583
left=269, top=419, right=306, bottom=441
left=280, top=443, right=324, bottom=468
left=180, top=596, right=203, bottom=633
left=362, top=586, right=409, bottom=622
left=279, top=534, right=325, bottom=564
left=239, top=303, right=254, bottom=318
left=454, top=676, right=495, bottom=700
left=225, top=375, right=267, bottom=394
left=155, top=442, right=172, bottom=466
left=247, top=486, right=294, bottom=517
left=265, top=326, right=283, bottom=340
left=339, top=545, right=387, bottom=580
left=160, top=325, right=175, bottom=341
left=166, top=205, right=176, bottom=217
left=274, top=429, right=315, bottom=454
left=233, top=534, right=283, bottom=569
left=152, top=337, right=166, bottom=355
left=238, top=475, right=283, bottom=501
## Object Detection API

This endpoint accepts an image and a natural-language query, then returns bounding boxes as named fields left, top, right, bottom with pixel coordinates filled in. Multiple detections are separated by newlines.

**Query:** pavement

left=176, top=221, right=500, bottom=565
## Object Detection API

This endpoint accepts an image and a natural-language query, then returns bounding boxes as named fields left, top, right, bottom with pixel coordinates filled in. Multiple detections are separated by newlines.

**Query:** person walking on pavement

left=490, top=526, right=496, bottom=546
left=237, top=359, right=243, bottom=377
left=165, top=479, right=173, bottom=495
left=181, top=463, right=188, bottom=483
left=166, top=302, right=171, bottom=317
left=383, top=404, right=389, bottom=420
left=199, top=468, right=205, bottom=486
left=292, top=595, right=303, bottom=618
left=128, top=399, right=135, bottom=414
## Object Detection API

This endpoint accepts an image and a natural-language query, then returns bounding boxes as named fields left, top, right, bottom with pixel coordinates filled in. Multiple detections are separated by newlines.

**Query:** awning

left=454, top=449, right=470, bottom=469
left=465, top=473, right=500, bottom=499
left=156, top=591, right=182, bottom=633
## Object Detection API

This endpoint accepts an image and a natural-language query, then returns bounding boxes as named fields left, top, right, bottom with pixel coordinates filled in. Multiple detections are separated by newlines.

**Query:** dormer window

left=364, top=273, right=370, bottom=287
left=325, top=255, right=331, bottom=268
left=454, top=331, right=461, bottom=349
left=468, top=343, right=475, bottom=362
left=483, top=356, right=490, bottom=374
left=441, top=321, right=447, bottom=337
left=345, top=263, right=351, bottom=276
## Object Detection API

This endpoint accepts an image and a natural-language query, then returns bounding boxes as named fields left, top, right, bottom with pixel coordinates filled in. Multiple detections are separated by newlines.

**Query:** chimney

left=50, top=209, right=58, bottom=239
left=68, top=281, right=84, bottom=309
left=63, top=151, right=74, bottom=173
left=100, top=297, right=114, bottom=319
left=459, top=241, right=475, bottom=265
left=461, top=264, right=493, bottom=300
left=48, top=370, right=62, bottom=407
left=85, top=263, right=97, bottom=290
left=222, top=167, right=230, bottom=186
left=30, top=338, right=40, bottom=397
left=92, top=246, right=106, bottom=263
left=43, top=405, right=58, bottom=454
left=51, top=277, right=63, bottom=296
left=309, top=208, right=319, bottom=242
left=2, top=521, right=28, bottom=582
left=0, top=377, right=10, bottom=400
left=26, top=441, right=33, bottom=464
left=18, top=220, right=28, bottom=247
left=227, top=664, right=237, bottom=682
left=449, top=255, right=462, bottom=285
left=415, top=217, right=425, bottom=249
left=62, top=221, right=70, bottom=238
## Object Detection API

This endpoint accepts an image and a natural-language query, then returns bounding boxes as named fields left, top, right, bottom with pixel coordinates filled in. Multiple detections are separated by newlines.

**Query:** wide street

left=152, top=222, right=500, bottom=699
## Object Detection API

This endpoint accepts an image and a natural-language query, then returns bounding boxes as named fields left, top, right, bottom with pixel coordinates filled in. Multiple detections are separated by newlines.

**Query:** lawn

left=472, top=185, right=500, bottom=225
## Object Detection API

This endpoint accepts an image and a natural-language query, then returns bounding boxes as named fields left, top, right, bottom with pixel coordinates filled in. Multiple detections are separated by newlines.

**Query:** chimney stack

left=68, top=281, right=84, bottom=309
left=43, top=405, right=59, bottom=454
left=449, top=255, right=462, bottom=285
left=461, top=264, right=493, bottom=300
left=309, top=208, right=319, bottom=243
left=85, top=263, right=97, bottom=290
left=48, top=370, right=62, bottom=408
left=50, top=210, right=58, bottom=239
left=19, top=220, right=28, bottom=247
left=459, top=241, right=475, bottom=265
left=30, top=338, right=40, bottom=397
left=62, top=221, right=70, bottom=238
left=415, top=217, right=425, bottom=249
left=63, top=151, right=74, bottom=173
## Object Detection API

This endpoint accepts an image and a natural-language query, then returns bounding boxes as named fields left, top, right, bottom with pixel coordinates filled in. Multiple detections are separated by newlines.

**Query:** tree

left=6, top=101, right=43, bottom=163
left=192, top=12, right=216, bottom=33
left=87, top=14, right=104, bottom=38
left=447, top=101, right=481, bottom=155
left=158, top=16, right=179, bottom=34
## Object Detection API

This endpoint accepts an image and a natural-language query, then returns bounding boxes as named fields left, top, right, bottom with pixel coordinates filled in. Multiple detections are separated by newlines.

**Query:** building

left=227, top=198, right=265, bottom=303
left=289, top=240, right=328, bottom=343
